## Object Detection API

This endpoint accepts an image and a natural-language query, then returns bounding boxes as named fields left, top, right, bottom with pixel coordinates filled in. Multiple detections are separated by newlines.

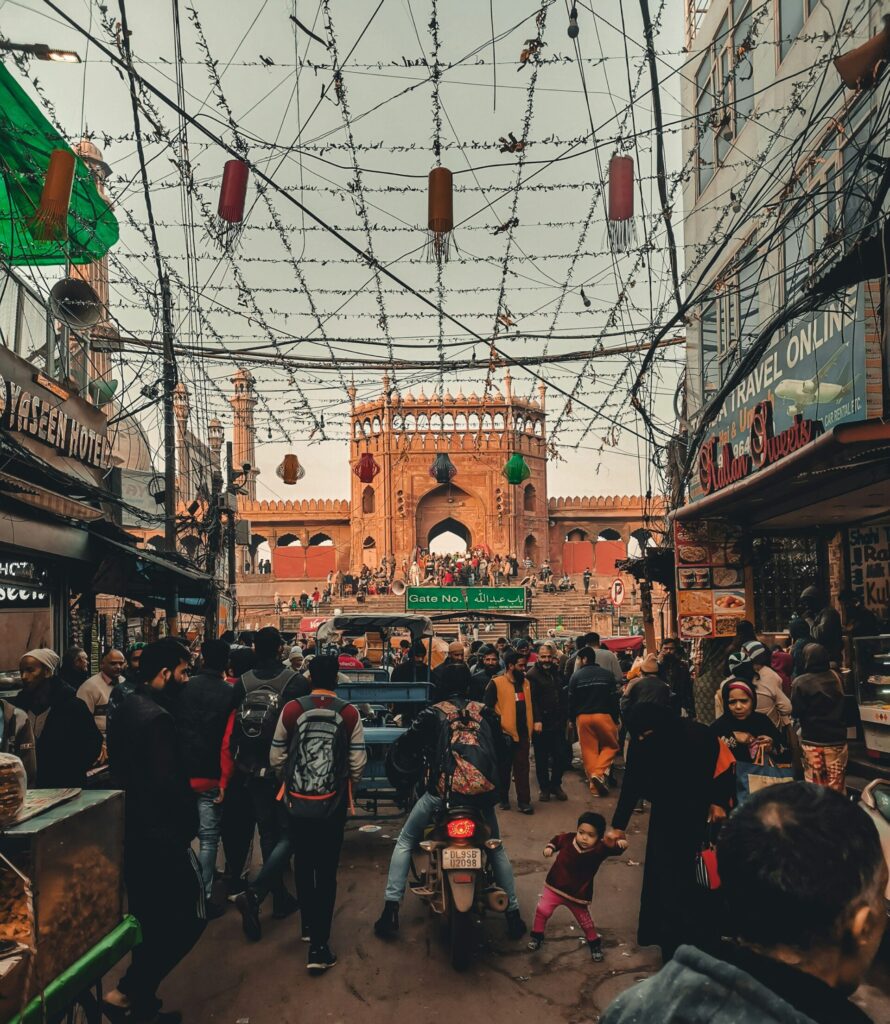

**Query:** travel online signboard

left=405, top=586, right=527, bottom=612
left=690, top=284, right=865, bottom=501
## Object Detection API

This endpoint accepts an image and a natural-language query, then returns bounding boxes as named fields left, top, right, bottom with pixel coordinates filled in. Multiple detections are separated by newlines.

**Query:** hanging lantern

left=88, top=378, right=118, bottom=406
left=214, top=159, right=250, bottom=250
left=276, top=453, right=305, bottom=485
left=427, top=166, right=454, bottom=263
left=607, top=154, right=637, bottom=253
left=29, top=149, right=76, bottom=241
left=353, top=452, right=380, bottom=484
left=430, top=452, right=457, bottom=484
left=502, top=452, right=531, bottom=485
left=834, top=15, right=890, bottom=89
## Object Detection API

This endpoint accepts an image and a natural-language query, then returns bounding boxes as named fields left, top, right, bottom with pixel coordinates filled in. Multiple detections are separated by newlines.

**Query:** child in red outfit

left=528, top=811, right=627, bottom=961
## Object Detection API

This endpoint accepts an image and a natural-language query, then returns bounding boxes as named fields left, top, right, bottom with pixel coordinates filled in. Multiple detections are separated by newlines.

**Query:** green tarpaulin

left=0, top=62, right=119, bottom=266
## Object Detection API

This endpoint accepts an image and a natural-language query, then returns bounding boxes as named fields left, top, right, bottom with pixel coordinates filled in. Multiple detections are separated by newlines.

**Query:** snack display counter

left=854, top=635, right=890, bottom=759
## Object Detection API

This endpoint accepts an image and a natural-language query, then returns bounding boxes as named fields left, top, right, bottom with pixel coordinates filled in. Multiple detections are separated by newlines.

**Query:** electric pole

left=161, top=275, right=179, bottom=636
left=226, top=441, right=237, bottom=588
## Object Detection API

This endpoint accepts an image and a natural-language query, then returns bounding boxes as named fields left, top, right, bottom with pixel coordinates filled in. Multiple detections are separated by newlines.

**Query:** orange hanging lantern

left=29, top=149, right=76, bottom=241
left=354, top=452, right=380, bottom=484
left=276, top=453, right=305, bottom=485
left=607, top=154, right=637, bottom=253
left=427, top=166, right=454, bottom=263
left=214, top=159, right=250, bottom=250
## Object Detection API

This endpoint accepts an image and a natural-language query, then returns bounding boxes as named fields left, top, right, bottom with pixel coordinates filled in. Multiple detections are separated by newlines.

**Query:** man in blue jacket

left=602, top=783, right=887, bottom=1024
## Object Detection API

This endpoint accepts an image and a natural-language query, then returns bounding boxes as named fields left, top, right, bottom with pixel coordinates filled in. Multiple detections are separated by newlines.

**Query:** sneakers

left=518, top=804, right=534, bottom=815
left=301, top=921, right=311, bottom=942
left=499, top=800, right=511, bottom=811
left=551, top=786, right=568, bottom=801
left=373, top=900, right=400, bottom=939
left=590, top=775, right=610, bottom=797
left=235, top=889, right=261, bottom=941
left=589, top=938, right=604, bottom=962
left=271, top=889, right=300, bottom=920
left=307, top=944, right=337, bottom=972
left=225, top=877, right=247, bottom=902
left=527, top=931, right=545, bottom=951
left=506, top=908, right=527, bottom=940
left=539, top=790, right=551, bottom=802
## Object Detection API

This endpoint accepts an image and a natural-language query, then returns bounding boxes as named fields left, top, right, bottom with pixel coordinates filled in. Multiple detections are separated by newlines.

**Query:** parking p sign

left=610, top=578, right=625, bottom=606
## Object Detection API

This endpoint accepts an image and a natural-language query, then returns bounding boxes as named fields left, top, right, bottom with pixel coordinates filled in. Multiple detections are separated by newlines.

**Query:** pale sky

left=6, top=0, right=687, bottom=501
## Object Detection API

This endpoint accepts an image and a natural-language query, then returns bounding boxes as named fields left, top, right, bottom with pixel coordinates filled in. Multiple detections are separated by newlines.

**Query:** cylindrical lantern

left=353, top=452, right=380, bottom=484
left=427, top=166, right=454, bottom=263
left=214, top=159, right=250, bottom=250
left=607, top=154, right=637, bottom=253
left=502, top=452, right=531, bottom=485
left=29, top=149, right=76, bottom=241
left=430, top=452, right=457, bottom=484
left=276, top=453, right=305, bottom=485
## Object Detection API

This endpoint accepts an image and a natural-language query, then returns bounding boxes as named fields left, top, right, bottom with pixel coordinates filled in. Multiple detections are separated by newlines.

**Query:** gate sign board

left=610, top=579, right=625, bottom=607
left=406, top=586, right=526, bottom=612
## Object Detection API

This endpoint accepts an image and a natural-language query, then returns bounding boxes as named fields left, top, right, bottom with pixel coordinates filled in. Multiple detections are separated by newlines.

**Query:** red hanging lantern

left=607, top=154, right=637, bottom=253
left=353, top=453, right=380, bottom=484
left=427, top=166, right=454, bottom=263
left=276, top=453, right=305, bottom=485
left=214, top=159, right=250, bottom=250
left=29, top=149, right=76, bottom=241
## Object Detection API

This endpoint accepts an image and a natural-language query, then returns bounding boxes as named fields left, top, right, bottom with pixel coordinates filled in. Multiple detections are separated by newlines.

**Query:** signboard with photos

left=674, top=520, right=748, bottom=640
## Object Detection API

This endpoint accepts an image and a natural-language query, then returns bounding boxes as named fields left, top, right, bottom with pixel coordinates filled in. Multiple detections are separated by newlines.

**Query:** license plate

left=442, top=847, right=482, bottom=870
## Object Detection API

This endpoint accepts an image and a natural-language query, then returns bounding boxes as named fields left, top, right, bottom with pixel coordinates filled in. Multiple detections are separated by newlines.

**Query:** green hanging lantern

left=88, top=378, right=118, bottom=406
left=502, top=452, right=531, bottom=485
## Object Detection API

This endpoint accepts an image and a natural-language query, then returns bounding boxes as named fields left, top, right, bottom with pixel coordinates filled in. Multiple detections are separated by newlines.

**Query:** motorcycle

left=858, top=779, right=890, bottom=917
left=410, top=803, right=508, bottom=970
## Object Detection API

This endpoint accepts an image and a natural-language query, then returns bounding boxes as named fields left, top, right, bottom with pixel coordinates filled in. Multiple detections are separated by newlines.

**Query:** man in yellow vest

left=484, top=649, right=541, bottom=814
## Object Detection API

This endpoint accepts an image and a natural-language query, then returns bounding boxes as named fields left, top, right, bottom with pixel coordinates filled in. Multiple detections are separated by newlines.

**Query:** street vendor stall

left=0, top=790, right=139, bottom=1024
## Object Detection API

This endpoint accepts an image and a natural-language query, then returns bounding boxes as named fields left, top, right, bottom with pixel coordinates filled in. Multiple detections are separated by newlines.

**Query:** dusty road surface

left=152, top=767, right=890, bottom=1024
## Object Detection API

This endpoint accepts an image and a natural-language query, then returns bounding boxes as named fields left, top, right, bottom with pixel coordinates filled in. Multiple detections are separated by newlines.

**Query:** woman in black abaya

left=610, top=703, right=734, bottom=962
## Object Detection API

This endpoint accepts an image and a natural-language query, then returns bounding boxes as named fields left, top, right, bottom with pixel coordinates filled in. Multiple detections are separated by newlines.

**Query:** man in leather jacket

left=373, top=663, right=526, bottom=942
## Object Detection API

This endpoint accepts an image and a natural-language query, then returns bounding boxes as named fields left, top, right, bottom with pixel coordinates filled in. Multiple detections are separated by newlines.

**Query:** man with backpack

left=231, top=627, right=308, bottom=922
left=268, top=654, right=366, bottom=972
left=373, top=662, right=527, bottom=942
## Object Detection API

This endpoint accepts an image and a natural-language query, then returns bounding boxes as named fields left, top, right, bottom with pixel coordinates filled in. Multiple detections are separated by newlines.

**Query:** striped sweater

left=269, top=689, right=367, bottom=785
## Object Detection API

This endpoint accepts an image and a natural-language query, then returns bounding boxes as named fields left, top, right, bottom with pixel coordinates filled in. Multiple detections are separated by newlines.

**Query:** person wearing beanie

left=620, top=653, right=672, bottom=724
left=14, top=648, right=101, bottom=788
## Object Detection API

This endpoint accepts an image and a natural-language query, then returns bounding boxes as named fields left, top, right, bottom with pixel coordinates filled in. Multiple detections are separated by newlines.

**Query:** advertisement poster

left=674, top=521, right=747, bottom=639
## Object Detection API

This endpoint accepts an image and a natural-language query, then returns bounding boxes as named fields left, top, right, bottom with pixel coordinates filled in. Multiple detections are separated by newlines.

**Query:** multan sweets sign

left=692, top=285, right=865, bottom=501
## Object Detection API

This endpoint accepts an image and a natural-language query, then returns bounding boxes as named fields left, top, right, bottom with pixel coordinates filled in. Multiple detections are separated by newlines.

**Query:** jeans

left=195, top=789, right=223, bottom=899
left=532, top=729, right=568, bottom=792
left=289, top=805, right=347, bottom=945
left=383, top=791, right=519, bottom=911
left=247, top=775, right=289, bottom=900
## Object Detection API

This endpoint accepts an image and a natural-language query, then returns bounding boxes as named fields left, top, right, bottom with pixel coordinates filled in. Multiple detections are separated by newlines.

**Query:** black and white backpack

left=284, top=695, right=349, bottom=818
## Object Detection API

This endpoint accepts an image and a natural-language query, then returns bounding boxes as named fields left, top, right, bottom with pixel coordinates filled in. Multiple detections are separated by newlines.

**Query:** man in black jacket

left=176, top=638, right=236, bottom=907
left=373, top=663, right=526, bottom=942
left=105, top=638, right=205, bottom=1023
left=527, top=643, right=569, bottom=802
left=568, top=646, right=620, bottom=797
left=14, top=648, right=101, bottom=788
left=469, top=644, right=500, bottom=701
left=390, top=640, right=430, bottom=683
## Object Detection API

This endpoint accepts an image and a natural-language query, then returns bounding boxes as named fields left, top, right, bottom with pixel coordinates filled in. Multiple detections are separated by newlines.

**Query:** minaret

left=230, top=369, right=258, bottom=500
left=208, top=417, right=224, bottom=478
left=173, top=382, right=191, bottom=502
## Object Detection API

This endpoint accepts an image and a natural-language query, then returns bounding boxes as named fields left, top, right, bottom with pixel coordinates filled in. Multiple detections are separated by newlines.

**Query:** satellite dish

left=49, top=277, right=103, bottom=330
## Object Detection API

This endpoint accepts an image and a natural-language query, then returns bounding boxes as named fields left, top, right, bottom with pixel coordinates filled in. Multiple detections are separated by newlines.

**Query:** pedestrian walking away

left=568, top=646, right=620, bottom=796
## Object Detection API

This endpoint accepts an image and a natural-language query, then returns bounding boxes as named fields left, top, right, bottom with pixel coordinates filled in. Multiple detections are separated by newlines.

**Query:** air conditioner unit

left=234, top=519, right=252, bottom=546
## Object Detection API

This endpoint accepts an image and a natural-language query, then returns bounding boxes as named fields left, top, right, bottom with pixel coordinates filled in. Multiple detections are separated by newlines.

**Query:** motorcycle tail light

left=447, top=818, right=476, bottom=839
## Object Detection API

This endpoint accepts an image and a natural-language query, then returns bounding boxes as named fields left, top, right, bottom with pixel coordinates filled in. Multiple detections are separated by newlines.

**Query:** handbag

left=735, top=746, right=795, bottom=803
left=695, top=822, right=722, bottom=890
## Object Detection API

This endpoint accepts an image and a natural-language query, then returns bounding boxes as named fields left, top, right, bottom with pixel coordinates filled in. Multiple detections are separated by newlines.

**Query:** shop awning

left=814, top=217, right=890, bottom=292
left=90, top=534, right=214, bottom=612
left=675, top=418, right=890, bottom=529
left=0, top=63, right=119, bottom=266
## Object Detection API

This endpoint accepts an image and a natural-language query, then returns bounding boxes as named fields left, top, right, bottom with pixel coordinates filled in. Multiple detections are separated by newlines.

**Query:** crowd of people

left=0, top=587, right=886, bottom=1023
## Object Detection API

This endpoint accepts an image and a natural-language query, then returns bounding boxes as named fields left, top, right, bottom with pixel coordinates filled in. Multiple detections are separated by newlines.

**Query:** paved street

left=157, top=764, right=890, bottom=1023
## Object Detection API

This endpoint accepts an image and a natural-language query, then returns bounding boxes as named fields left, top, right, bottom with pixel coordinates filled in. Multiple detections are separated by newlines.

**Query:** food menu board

left=674, top=520, right=747, bottom=639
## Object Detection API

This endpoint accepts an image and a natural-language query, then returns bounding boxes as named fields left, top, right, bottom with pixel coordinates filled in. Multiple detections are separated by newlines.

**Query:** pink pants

left=532, top=887, right=599, bottom=941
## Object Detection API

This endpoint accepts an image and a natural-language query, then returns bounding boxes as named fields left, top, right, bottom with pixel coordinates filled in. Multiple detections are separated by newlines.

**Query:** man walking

left=105, top=639, right=205, bottom=1022
left=484, top=649, right=540, bottom=814
left=176, top=638, right=237, bottom=911
left=470, top=644, right=500, bottom=701
left=568, top=646, right=620, bottom=796
left=527, top=643, right=568, bottom=801
left=270, top=654, right=366, bottom=972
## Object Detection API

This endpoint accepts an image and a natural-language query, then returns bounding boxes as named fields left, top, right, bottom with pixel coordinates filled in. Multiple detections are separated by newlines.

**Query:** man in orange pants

left=568, top=646, right=620, bottom=796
